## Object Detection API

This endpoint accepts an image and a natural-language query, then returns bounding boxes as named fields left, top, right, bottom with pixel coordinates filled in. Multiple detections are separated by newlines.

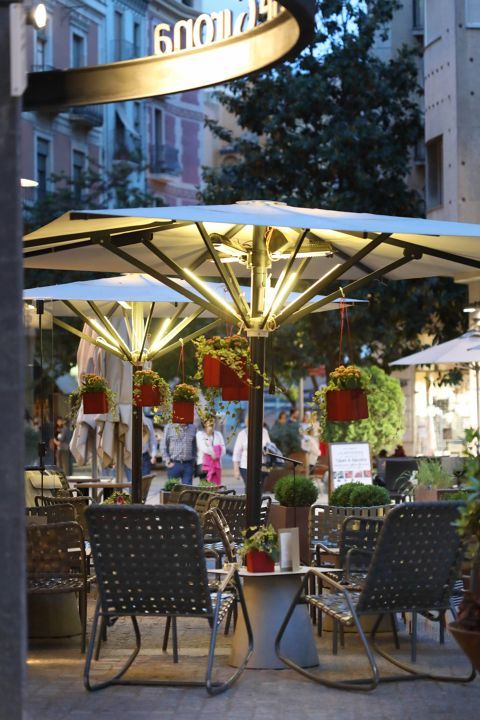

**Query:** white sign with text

left=329, top=442, right=372, bottom=491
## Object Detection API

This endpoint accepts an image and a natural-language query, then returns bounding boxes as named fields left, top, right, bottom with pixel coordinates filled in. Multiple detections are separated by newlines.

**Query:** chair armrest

left=344, top=547, right=373, bottom=581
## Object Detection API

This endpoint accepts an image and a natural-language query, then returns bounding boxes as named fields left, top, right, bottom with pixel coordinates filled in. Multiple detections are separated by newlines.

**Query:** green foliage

left=349, top=484, right=391, bottom=507
left=273, top=474, right=319, bottom=507
left=240, top=524, right=279, bottom=561
left=329, top=482, right=364, bottom=507
left=329, top=482, right=390, bottom=507
left=320, top=366, right=405, bottom=455
left=415, top=458, right=453, bottom=489
left=456, top=429, right=480, bottom=566
left=102, top=491, right=131, bottom=505
left=201, top=0, right=422, bottom=216
left=164, top=478, right=182, bottom=491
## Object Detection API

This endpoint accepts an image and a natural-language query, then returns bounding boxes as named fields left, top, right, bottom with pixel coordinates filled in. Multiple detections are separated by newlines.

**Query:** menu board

left=328, top=442, right=372, bottom=493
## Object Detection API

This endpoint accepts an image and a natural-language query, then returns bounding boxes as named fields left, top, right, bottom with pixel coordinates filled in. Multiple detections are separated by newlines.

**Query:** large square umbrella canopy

left=24, top=202, right=480, bottom=524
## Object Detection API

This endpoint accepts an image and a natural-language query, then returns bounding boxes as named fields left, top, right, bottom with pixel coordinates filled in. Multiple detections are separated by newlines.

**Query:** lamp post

left=0, top=3, right=26, bottom=717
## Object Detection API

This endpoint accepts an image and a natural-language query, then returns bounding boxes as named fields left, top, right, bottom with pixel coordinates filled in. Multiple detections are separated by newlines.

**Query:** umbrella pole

left=131, top=403, right=143, bottom=503
left=246, top=225, right=269, bottom=528
left=476, top=364, right=480, bottom=428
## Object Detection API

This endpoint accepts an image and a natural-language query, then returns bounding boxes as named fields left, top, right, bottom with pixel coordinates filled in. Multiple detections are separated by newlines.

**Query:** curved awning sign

left=23, top=0, right=315, bottom=111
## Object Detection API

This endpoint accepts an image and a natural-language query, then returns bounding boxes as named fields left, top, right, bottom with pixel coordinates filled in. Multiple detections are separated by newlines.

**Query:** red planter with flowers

left=220, top=360, right=249, bottom=401
left=134, top=384, right=161, bottom=407
left=326, top=389, right=368, bottom=422
left=172, top=401, right=194, bottom=424
left=222, top=383, right=250, bottom=401
left=83, top=392, right=109, bottom=414
left=246, top=550, right=275, bottom=573
left=203, top=356, right=222, bottom=387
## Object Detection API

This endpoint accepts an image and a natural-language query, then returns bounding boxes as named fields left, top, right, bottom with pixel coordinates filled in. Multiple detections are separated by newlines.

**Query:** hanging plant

left=194, top=334, right=250, bottom=387
left=70, top=373, right=116, bottom=417
left=313, top=365, right=370, bottom=426
left=172, top=383, right=200, bottom=424
left=132, top=369, right=171, bottom=410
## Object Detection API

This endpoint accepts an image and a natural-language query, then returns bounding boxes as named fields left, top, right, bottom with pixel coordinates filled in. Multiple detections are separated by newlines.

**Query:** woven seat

left=84, top=504, right=253, bottom=694
left=276, top=502, right=476, bottom=691
left=27, top=521, right=93, bottom=653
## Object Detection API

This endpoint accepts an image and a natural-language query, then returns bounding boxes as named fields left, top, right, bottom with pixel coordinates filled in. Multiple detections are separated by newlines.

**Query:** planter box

left=326, top=389, right=368, bottom=421
left=83, top=391, right=108, bottom=414
left=449, top=622, right=480, bottom=671
left=203, top=356, right=222, bottom=387
left=221, top=360, right=249, bottom=401
left=414, top=486, right=457, bottom=502
left=221, top=383, right=249, bottom=401
left=269, top=504, right=311, bottom=564
left=245, top=549, right=275, bottom=573
left=172, top=400, right=194, bottom=424
left=134, top=383, right=161, bottom=407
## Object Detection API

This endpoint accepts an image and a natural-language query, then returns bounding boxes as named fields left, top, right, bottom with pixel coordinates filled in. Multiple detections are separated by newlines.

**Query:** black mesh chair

left=276, top=502, right=476, bottom=690
left=84, top=504, right=253, bottom=694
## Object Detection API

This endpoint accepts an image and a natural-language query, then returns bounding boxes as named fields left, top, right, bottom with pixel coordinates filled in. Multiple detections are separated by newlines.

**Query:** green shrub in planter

left=349, top=484, right=391, bottom=507
left=274, top=474, right=318, bottom=507
left=329, top=482, right=363, bottom=507
left=330, top=482, right=390, bottom=507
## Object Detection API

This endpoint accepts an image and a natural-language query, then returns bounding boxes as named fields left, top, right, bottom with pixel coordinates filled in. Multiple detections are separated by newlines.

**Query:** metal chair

left=140, top=473, right=154, bottom=503
left=207, top=494, right=247, bottom=543
left=36, top=494, right=92, bottom=538
left=26, top=521, right=92, bottom=653
left=276, top=502, right=476, bottom=690
left=26, top=503, right=76, bottom=524
left=84, top=504, right=253, bottom=694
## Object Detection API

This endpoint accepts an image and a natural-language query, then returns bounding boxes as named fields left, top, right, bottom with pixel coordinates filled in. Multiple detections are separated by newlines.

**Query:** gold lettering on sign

left=153, top=0, right=282, bottom=56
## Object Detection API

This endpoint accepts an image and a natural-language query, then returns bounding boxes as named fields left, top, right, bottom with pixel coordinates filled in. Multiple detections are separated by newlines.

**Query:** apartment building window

left=154, top=108, right=163, bottom=148
left=425, top=0, right=441, bottom=44
left=466, top=0, right=480, bottom=27
left=413, top=0, right=424, bottom=30
left=36, top=138, right=50, bottom=197
left=426, top=136, right=443, bottom=209
left=114, top=11, right=123, bottom=60
left=72, top=32, right=86, bottom=68
left=133, top=21, right=141, bottom=56
left=72, top=150, right=86, bottom=203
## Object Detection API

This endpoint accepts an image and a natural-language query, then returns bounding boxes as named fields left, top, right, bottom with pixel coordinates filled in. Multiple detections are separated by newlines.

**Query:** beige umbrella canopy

left=24, top=201, right=480, bottom=524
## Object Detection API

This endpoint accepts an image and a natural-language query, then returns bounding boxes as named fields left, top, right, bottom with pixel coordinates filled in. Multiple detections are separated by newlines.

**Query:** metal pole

left=0, top=4, right=26, bottom=715
left=131, top=364, right=143, bottom=503
left=246, top=226, right=269, bottom=528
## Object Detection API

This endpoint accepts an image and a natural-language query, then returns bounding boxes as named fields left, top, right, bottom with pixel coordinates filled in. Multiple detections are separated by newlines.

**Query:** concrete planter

left=269, top=504, right=310, bottom=564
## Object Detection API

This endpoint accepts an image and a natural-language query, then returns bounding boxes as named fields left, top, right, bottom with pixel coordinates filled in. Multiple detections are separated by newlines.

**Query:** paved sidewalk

left=27, top=590, right=479, bottom=720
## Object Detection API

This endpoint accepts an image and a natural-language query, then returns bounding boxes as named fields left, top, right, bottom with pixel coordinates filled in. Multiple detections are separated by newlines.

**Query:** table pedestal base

left=230, top=573, right=318, bottom=669
left=28, top=594, right=82, bottom=638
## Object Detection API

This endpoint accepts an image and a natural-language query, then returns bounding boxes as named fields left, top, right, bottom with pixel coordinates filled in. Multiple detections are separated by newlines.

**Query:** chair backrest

left=259, top=496, right=272, bottom=527
left=36, top=495, right=92, bottom=537
left=26, top=504, right=75, bottom=525
left=309, top=503, right=390, bottom=548
left=357, top=502, right=465, bottom=615
left=141, top=474, right=154, bottom=503
left=383, top=458, right=420, bottom=492
left=26, top=521, right=86, bottom=576
left=86, top=504, right=213, bottom=618
left=204, top=507, right=238, bottom=562
left=338, top=515, right=384, bottom=570
left=207, top=495, right=247, bottom=541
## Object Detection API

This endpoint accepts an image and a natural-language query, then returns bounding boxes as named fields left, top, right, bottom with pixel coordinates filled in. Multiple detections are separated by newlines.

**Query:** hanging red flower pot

left=222, top=383, right=250, bottom=401
left=246, top=550, right=275, bottom=573
left=134, top=384, right=161, bottom=407
left=202, top=356, right=222, bottom=387
left=326, top=389, right=368, bottom=422
left=83, top=391, right=109, bottom=415
left=172, top=401, right=194, bottom=424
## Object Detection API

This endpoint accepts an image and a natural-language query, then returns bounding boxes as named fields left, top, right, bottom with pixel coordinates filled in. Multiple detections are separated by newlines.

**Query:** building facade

left=21, top=0, right=205, bottom=209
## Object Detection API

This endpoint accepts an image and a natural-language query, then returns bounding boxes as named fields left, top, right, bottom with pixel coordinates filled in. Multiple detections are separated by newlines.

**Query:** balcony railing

left=69, top=105, right=104, bottom=128
left=111, top=39, right=139, bottom=62
left=149, top=144, right=180, bottom=175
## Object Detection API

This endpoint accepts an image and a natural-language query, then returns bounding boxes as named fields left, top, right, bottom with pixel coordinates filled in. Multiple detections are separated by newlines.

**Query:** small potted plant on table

left=133, top=369, right=171, bottom=408
left=71, top=373, right=116, bottom=416
left=314, top=365, right=369, bottom=422
left=172, top=383, right=199, bottom=424
left=240, top=524, right=279, bottom=573
left=102, top=490, right=131, bottom=505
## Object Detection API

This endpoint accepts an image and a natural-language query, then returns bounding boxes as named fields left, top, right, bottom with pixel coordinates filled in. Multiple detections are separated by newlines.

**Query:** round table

left=229, top=565, right=319, bottom=670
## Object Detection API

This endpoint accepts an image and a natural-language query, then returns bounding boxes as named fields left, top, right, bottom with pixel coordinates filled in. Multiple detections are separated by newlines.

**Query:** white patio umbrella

left=391, top=329, right=480, bottom=426
left=24, top=272, right=360, bottom=500
left=24, top=201, right=480, bottom=525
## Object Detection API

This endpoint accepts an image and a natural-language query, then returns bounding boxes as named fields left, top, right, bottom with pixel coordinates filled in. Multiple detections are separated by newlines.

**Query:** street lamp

left=26, top=3, right=47, bottom=30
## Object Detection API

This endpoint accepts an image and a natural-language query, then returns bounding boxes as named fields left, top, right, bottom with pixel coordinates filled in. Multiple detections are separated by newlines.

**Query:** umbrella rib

left=149, top=319, right=222, bottom=361
left=147, top=308, right=204, bottom=358
left=60, top=299, right=128, bottom=356
left=99, top=238, right=230, bottom=320
left=380, top=236, right=480, bottom=270
left=276, top=234, right=390, bottom=324
left=138, top=302, right=155, bottom=363
left=86, top=301, right=133, bottom=361
left=286, top=251, right=419, bottom=325
left=195, top=222, right=251, bottom=324
left=52, top=317, right=127, bottom=361
left=142, top=238, right=241, bottom=323
left=261, top=228, right=309, bottom=329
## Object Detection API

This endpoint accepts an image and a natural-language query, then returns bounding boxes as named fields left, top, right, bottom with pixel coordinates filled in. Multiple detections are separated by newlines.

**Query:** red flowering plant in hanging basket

left=313, top=365, right=370, bottom=425
left=194, top=334, right=250, bottom=388
left=171, top=383, right=200, bottom=424
left=69, top=373, right=116, bottom=417
left=132, top=369, right=171, bottom=412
